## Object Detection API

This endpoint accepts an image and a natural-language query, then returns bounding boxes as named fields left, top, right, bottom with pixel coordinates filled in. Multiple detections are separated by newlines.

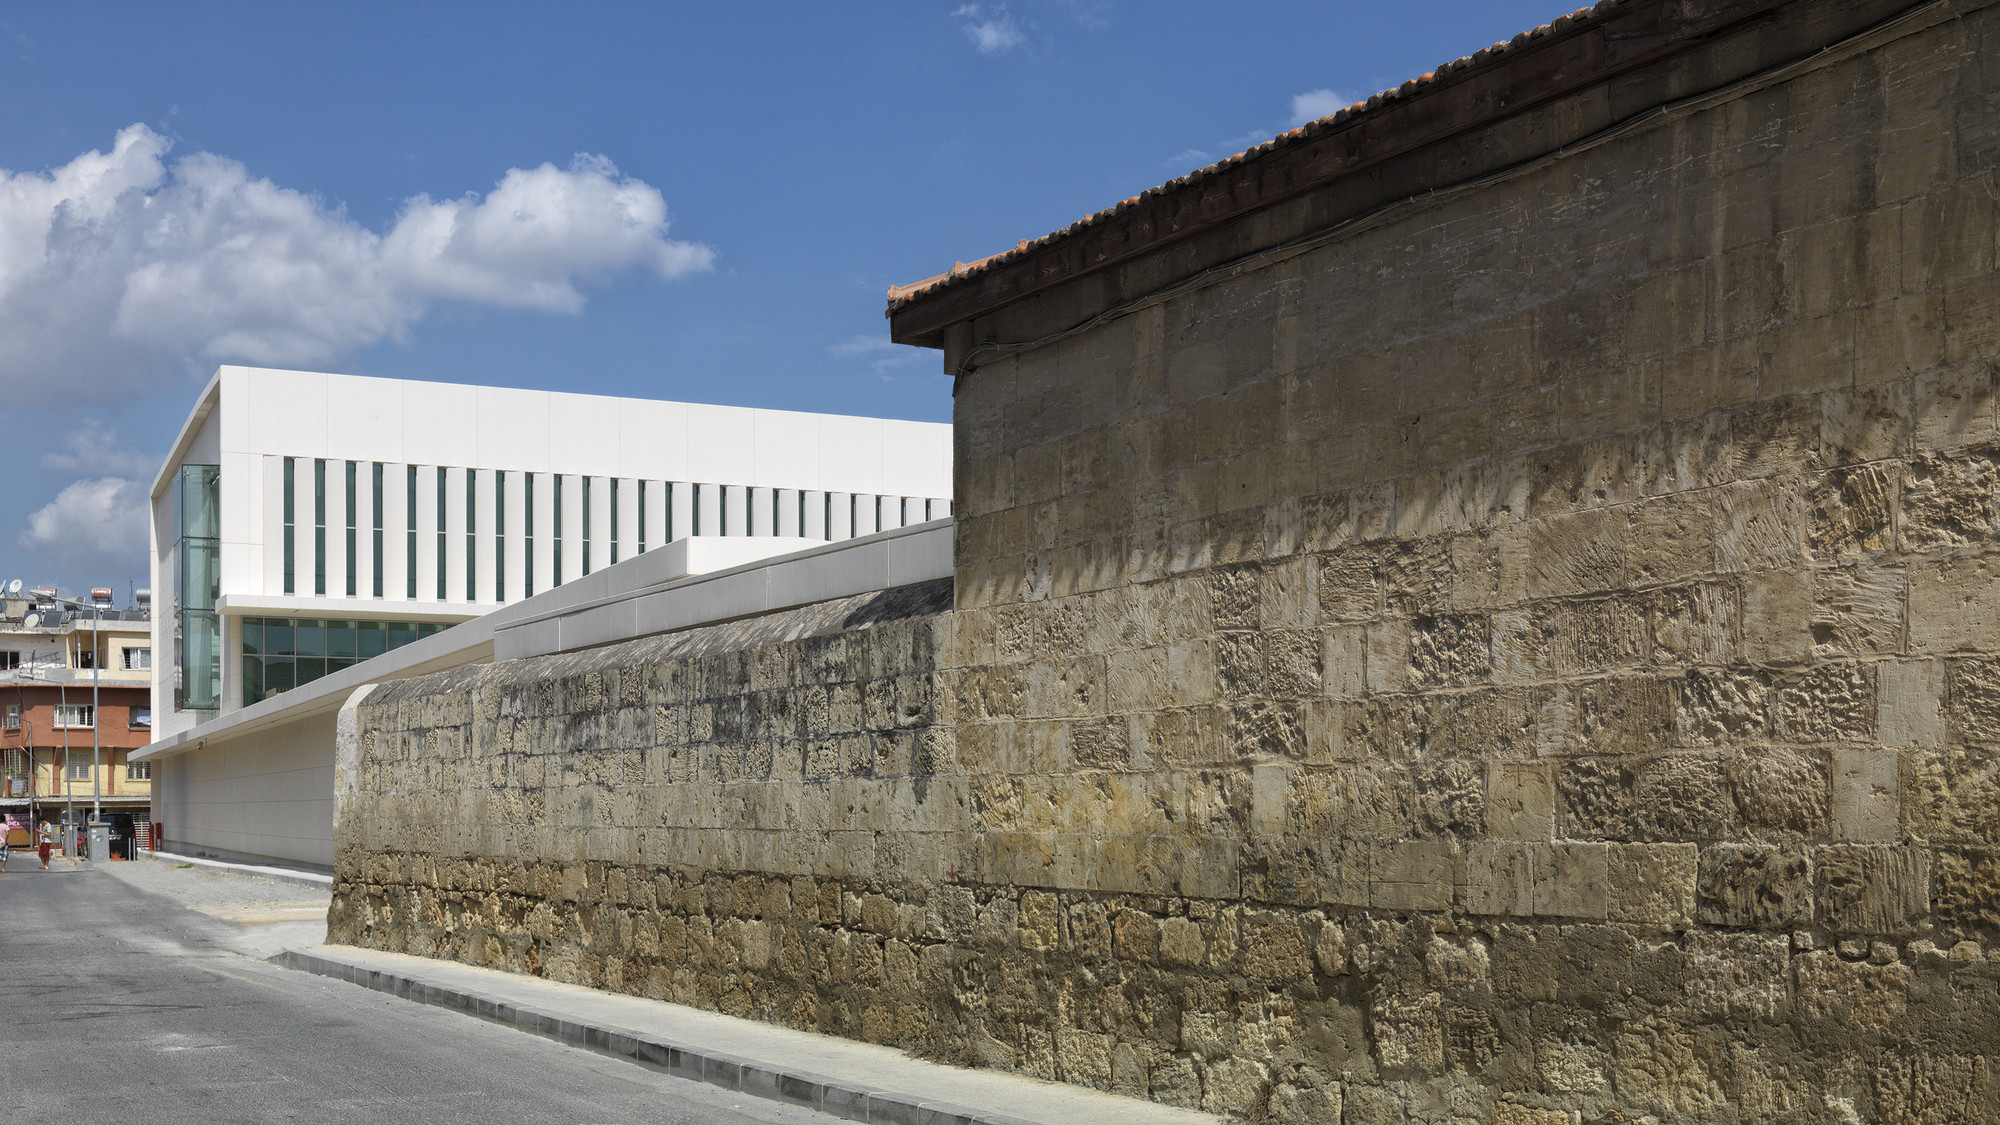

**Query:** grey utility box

left=87, top=823, right=108, bottom=863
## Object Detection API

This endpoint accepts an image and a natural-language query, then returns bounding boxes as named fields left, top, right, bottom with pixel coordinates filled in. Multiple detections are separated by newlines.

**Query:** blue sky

left=0, top=0, right=1571, bottom=595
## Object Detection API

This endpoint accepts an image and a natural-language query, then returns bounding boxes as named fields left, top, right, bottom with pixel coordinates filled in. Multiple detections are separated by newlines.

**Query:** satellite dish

left=21, top=613, right=38, bottom=629
left=4, top=579, right=17, bottom=595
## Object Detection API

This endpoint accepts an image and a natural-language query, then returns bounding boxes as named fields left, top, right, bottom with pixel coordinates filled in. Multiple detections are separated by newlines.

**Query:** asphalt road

left=0, top=854, right=838, bottom=1124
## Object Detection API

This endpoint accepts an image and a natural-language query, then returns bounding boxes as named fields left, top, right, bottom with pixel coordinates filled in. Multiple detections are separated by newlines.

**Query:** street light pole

left=90, top=597, right=101, bottom=824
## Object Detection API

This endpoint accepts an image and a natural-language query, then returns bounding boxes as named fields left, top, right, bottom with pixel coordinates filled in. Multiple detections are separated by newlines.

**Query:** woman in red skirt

left=37, top=819, right=54, bottom=869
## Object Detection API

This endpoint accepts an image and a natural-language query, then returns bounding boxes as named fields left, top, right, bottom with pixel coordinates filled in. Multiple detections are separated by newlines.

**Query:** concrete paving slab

left=275, top=942, right=1218, bottom=1125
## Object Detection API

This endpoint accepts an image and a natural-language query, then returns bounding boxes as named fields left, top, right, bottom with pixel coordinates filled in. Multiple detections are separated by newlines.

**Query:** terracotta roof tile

left=887, top=1, right=1616, bottom=309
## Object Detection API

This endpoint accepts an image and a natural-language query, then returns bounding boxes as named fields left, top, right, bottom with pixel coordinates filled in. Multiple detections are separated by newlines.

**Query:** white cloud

left=0, top=125, right=714, bottom=405
left=831, top=333, right=927, bottom=372
left=954, top=3, right=1025, bottom=53
left=18, top=477, right=149, bottom=574
left=1164, top=88, right=1365, bottom=170
left=38, top=421, right=159, bottom=480
left=1290, top=88, right=1361, bottom=128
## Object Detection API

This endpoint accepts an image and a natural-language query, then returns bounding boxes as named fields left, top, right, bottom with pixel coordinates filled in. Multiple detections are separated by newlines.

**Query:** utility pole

left=89, top=590, right=103, bottom=825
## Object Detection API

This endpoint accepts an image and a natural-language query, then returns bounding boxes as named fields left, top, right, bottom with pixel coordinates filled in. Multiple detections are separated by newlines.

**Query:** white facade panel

left=555, top=474, right=581, bottom=586
left=802, top=490, right=827, bottom=540
left=474, top=467, right=496, bottom=603
left=403, top=382, right=480, bottom=468
left=528, top=472, right=552, bottom=597
left=444, top=466, right=468, bottom=604
left=684, top=405, right=758, bottom=487
left=383, top=463, right=410, bottom=602
left=669, top=481, right=693, bottom=542
left=501, top=471, right=525, bottom=603
left=828, top=492, right=853, bottom=540
left=261, top=455, right=285, bottom=598
left=413, top=465, right=438, bottom=604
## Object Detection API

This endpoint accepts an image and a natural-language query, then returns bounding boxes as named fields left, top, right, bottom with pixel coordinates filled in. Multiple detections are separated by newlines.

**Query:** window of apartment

left=436, top=467, right=448, bottom=602
left=524, top=474, right=536, bottom=597
left=692, top=483, right=703, bottom=536
left=345, top=460, right=359, bottom=597
left=494, top=473, right=506, bottom=602
left=66, top=755, right=90, bottom=781
left=372, top=463, right=385, bottom=599
left=553, top=474, right=564, bottom=586
left=313, top=458, right=328, bottom=596
left=582, top=476, right=593, bottom=577
left=122, top=647, right=151, bottom=670
left=406, top=466, right=418, bottom=600
left=55, top=705, right=94, bottom=729
left=283, top=457, right=296, bottom=595
left=824, top=492, right=834, bottom=541
left=127, top=759, right=152, bottom=781
left=3, top=703, right=17, bottom=730
left=0, top=650, right=19, bottom=670
left=609, top=479, right=619, bottom=566
left=466, top=469, right=478, bottom=602
left=130, top=708, right=151, bottom=730
left=637, top=480, right=647, bottom=554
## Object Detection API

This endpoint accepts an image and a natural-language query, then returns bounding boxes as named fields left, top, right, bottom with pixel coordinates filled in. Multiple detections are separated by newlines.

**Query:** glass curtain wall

left=240, top=617, right=448, bottom=705
left=175, top=464, right=222, bottom=711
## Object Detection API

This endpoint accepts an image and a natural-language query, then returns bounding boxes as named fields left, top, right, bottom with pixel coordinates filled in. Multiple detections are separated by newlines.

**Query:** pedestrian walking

left=37, top=819, right=54, bottom=869
left=0, top=816, right=12, bottom=872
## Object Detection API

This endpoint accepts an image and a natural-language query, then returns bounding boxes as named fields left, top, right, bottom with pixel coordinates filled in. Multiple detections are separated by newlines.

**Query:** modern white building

left=142, top=366, right=952, bottom=866
left=151, top=366, right=953, bottom=742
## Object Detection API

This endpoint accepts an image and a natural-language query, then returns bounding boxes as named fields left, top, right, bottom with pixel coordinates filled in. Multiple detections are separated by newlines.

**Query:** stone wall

left=333, top=3, right=2000, bottom=1122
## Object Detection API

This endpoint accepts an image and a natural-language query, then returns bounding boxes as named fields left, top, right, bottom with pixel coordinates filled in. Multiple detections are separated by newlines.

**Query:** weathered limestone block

left=1696, top=844, right=1813, bottom=929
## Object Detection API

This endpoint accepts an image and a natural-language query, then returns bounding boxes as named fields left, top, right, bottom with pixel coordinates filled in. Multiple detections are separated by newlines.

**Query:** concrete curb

left=150, top=849, right=334, bottom=892
left=272, top=948, right=1043, bottom=1125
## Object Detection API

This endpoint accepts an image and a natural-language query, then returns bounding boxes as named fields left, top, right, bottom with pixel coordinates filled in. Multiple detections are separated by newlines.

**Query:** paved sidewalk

left=277, top=943, right=1219, bottom=1125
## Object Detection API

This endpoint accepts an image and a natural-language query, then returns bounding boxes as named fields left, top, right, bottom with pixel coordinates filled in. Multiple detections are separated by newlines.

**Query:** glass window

left=610, top=479, right=619, bottom=565
left=3, top=703, right=17, bottom=730
left=314, top=459, right=327, bottom=596
left=130, top=709, right=151, bottom=731
left=495, top=474, right=506, bottom=601
left=524, top=474, right=536, bottom=596
left=66, top=756, right=90, bottom=781
left=386, top=622, right=418, bottom=650
left=294, top=620, right=325, bottom=658
left=406, top=465, right=418, bottom=600
left=262, top=619, right=292, bottom=656
left=127, top=759, right=152, bottom=780
left=638, top=480, right=647, bottom=554
left=241, top=654, right=263, bottom=706
left=373, top=463, right=385, bottom=599
left=327, top=620, right=356, bottom=659
left=283, top=457, right=296, bottom=595
left=466, top=469, right=477, bottom=602
left=55, top=705, right=94, bottom=729
left=436, top=467, right=447, bottom=602
left=553, top=474, right=564, bottom=586
left=582, top=476, right=592, bottom=577
left=358, top=622, right=387, bottom=660
left=121, top=647, right=151, bottom=670
left=0, top=651, right=17, bottom=670
left=264, top=656, right=295, bottom=698
left=345, top=461, right=358, bottom=596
